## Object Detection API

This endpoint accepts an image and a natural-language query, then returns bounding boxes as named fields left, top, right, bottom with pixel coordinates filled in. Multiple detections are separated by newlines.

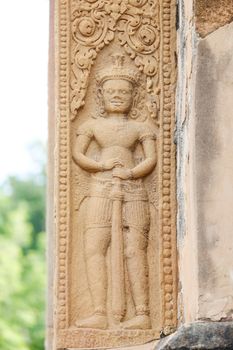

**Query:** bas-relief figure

left=73, top=55, right=157, bottom=330
left=54, top=0, right=177, bottom=347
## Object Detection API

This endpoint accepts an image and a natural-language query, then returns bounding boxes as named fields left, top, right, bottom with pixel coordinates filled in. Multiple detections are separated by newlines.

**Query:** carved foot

left=75, top=314, right=107, bottom=329
left=121, top=315, right=151, bottom=330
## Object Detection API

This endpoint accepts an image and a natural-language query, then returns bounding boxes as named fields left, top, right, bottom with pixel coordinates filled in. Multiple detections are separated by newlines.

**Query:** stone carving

left=54, top=0, right=177, bottom=348
left=73, top=54, right=157, bottom=330
left=70, top=0, right=160, bottom=121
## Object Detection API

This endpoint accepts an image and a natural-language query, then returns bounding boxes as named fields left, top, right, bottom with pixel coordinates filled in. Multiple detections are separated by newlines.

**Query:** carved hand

left=112, top=168, right=131, bottom=180
left=102, top=158, right=124, bottom=170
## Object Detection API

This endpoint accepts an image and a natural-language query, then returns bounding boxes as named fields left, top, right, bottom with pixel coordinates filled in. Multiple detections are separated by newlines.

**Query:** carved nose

left=112, top=91, right=121, bottom=98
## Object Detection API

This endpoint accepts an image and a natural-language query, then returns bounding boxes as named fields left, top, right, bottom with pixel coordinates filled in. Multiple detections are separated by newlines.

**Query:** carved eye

left=104, top=89, right=114, bottom=94
left=120, top=89, right=132, bottom=95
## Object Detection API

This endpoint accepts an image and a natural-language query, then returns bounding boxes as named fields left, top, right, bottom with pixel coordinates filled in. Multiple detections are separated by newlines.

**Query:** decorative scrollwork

left=118, top=15, right=159, bottom=78
left=70, top=5, right=115, bottom=117
left=72, top=10, right=112, bottom=47
left=70, top=0, right=160, bottom=120
left=118, top=17, right=159, bottom=56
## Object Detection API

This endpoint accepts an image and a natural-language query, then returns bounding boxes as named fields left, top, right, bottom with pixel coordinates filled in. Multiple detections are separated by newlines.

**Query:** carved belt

left=89, top=176, right=149, bottom=202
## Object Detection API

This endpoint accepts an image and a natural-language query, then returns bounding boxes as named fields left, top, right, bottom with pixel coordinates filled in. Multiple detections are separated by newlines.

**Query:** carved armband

left=139, top=132, right=157, bottom=143
left=76, top=123, right=93, bottom=139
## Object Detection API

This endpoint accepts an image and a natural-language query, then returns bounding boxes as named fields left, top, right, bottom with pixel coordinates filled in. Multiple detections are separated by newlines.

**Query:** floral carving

left=118, top=15, right=159, bottom=76
left=70, top=5, right=115, bottom=117
left=70, top=0, right=160, bottom=120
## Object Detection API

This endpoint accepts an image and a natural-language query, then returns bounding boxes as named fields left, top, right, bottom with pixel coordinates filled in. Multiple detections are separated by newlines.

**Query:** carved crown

left=96, top=54, right=140, bottom=86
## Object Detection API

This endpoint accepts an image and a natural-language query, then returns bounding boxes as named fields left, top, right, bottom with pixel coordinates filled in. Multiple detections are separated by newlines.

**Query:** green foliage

left=0, top=143, right=46, bottom=350
left=7, top=176, right=45, bottom=250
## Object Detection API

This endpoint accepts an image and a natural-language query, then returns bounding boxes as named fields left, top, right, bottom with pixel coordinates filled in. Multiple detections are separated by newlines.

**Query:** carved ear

left=96, top=86, right=106, bottom=117
left=133, top=87, right=139, bottom=98
left=97, top=86, right=103, bottom=98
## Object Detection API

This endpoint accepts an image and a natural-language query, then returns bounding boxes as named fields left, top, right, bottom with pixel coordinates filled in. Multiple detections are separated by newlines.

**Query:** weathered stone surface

left=175, top=0, right=233, bottom=329
left=195, top=0, right=233, bottom=37
left=195, top=22, right=233, bottom=321
left=155, top=322, right=233, bottom=349
left=176, top=0, right=199, bottom=325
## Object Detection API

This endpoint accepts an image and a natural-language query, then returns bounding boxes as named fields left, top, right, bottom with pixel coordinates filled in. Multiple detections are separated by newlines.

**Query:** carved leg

left=76, top=227, right=111, bottom=329
left=123, top=227, right=151, bottom=330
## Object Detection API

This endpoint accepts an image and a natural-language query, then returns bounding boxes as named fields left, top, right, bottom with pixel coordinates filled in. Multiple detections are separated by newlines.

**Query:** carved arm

left=131, top=139, right=157, bottom=179
left=73, top=135, right=103, bottom=172
left=73, top=135, right=124, bottom=172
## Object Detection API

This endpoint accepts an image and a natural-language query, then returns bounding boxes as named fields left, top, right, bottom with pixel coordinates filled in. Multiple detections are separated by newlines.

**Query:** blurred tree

left=0, top=142, right=46, bottom=350
left=7, top=141, right=46, bottom=250
left=7, top=176, right=45, bottom=250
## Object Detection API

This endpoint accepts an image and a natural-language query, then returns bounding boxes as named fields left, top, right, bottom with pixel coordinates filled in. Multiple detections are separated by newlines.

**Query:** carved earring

left=130, top=107, right=140, bottom=119
left=96, top=87, right=106, bottom=118
left=130, top=87, right=147, bottom=120
left=129, top=88, right=139, bottom=119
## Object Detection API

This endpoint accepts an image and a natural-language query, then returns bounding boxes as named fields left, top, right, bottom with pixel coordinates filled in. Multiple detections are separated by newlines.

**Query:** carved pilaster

left=52, top=0, right=177, bottom=348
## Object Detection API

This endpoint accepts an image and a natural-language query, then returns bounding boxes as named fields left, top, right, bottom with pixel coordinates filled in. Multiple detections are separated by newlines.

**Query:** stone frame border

left=159, top=0, right=177, bottom=336
left=55, top=0, right=71, bottom=333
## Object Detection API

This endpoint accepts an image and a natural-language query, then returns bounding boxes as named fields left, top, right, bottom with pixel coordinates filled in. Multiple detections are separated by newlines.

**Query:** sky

left=0, top=0, right=49, bottom=182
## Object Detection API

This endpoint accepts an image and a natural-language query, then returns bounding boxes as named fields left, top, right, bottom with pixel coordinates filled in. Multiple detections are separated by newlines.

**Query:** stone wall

left=195, top=22, right=233, bottom=321
left=177, top=0, right=233, bottom=323
left=159, top=0, right=233, bottom=348
left=195, top=0, right=233, bottom=37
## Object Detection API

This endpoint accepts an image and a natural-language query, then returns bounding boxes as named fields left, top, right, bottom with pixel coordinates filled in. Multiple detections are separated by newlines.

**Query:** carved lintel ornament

left=53, top=0, right=177, bottom=348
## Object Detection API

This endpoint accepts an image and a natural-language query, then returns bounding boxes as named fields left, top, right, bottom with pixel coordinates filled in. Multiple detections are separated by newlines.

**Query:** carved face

left=102, top=79, right=134, bottom=114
